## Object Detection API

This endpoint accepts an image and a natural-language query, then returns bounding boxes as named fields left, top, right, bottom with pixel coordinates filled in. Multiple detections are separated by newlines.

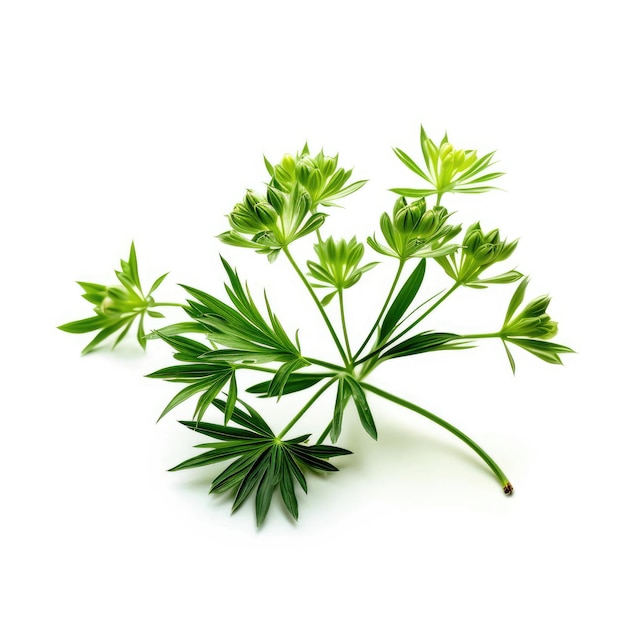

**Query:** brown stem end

left=503, top=482, right=514, bottom=496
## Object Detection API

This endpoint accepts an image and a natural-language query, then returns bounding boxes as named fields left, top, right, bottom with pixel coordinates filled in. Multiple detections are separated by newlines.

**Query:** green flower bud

left=296, top=160, right=313, bottom=185
left=307, top=169, right=323, bottom=197
left=244, top=190, right=266, bottom=211
left=464, top=225, right=484, bottom=255
left=416, top=210, right=438, bottom=238
left=440, top=143, right=454, bottom=159
left=453, top=150, right=466, bottom=169
left=394, top=198, right=426, bottom=234
left=321, top=154, right=338, bottom=177
left=281, top=154, right=296, bottom=175
left=266, top=186, right=286, bottom=214
left=521, top=295, right=551, bottom=319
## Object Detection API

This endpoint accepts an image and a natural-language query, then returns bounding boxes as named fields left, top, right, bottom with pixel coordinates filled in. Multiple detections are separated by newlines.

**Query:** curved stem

left=152, top=302, right=183, bottom=308
left=278, top=379, right=336, bottom=439
left=354, top=259, right=405, bottom=359
left=283, top=247, right=350, bottom=367
left=338, top=289, right=353, bottom=361
left=361, top=382, right=513, bottom=494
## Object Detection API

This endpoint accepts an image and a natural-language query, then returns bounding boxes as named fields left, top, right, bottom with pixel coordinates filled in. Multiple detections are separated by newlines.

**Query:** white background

left=1, top=1, right=624, bottom=621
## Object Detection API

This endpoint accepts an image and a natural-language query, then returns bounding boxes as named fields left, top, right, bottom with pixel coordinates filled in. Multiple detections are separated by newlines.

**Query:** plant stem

left=338, top=289, right=353, bottom=361
left=460, top=332, right=501, bottom=340
left=356, top=282, right=461, bottom=366
left=278, top=379, right=336, bottom=439
left=306, top=357, right=346, bottom=372
left=316, top=420, right=333, bottom=445
left=361, top=382, right=513, bottom=494
left=283, top=247, right=350, bottom=368
left=354, top=259, right=405, bottom=359
left=152, top=302, right=183, bottom=308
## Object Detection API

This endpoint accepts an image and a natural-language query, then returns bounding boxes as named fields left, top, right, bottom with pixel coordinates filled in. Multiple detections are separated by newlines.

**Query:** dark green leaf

left=380, top=260, right=426, bottom=340
left=246, top=373, right=329, bottom=397
left=330, top=378, right=346, bottom=443
left=344, top=377, right=377, bottom=440
left=383, top=332, right=471, bottom=360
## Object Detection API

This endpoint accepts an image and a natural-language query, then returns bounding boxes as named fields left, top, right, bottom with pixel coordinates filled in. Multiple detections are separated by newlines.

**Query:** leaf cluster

left=58, top=243, right=169, bottom=353
left=170, top=399, right=351, bottom=526
left=391, top=126, right=504, bottom=200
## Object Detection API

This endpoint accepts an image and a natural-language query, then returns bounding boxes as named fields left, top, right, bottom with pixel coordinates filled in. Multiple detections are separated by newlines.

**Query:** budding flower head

left=393, top=198, right=426, bottom=234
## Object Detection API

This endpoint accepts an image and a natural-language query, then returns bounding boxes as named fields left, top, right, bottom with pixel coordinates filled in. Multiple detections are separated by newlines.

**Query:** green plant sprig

left=60, top=127, right=573, bottom=525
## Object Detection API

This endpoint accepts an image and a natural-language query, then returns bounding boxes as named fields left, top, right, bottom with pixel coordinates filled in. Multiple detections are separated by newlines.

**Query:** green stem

left=306, top=357, right=345, bottom=372
left=283, top=247, right=350, bottom=368
left=361, top=382, right=513, bottom=494
left=152, top=302, right=183, bottom=308
left=461, top=332, right=501, bottom=340
left=356, top=282, right=460, bottom=366
left=354, top=259, right=405, bottom=359
left=338, top=289, right=353, bottom=361
left=278, top=379, right=336, bottom=439
left=316, top=420, right=333, bottom=445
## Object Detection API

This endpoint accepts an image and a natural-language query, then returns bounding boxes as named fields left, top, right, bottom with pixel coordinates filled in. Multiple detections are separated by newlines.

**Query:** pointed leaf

left=344, top=377, right=377, bottom=440
left=380, top=260, right=426, bottom=340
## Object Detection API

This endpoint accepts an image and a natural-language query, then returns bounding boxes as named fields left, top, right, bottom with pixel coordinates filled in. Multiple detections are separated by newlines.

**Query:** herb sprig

left=61, top=126, right=573, bottom=525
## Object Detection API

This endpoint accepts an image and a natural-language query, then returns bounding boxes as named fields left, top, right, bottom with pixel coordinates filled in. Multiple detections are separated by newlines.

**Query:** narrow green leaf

left=128, top=242, right=141, bottom=291
left=246, top=373, right=329, bottom=397
left=58, top=316, right=109, bottom=334
left=503, top=276, right=530, bottom=326
left=503, top=340, right=516, bottom=374
left=380, top=260, right=426, bottom=340
left=232, top=450, right=271, bottom=513
left=267, top=359, right=309, bottom=399
left=392, top=147, right=432, bottom=183
left=389, top=187, right=436, bottom=198
left=148, top=272, right=169, bottom=296
left=344, top=377, right=377, bottom=440
left=224, top=373, right=238, bottom=424
left=330, top=378, right=346, bottom=443
left=383, top=332, right=470, bottom=360
left=279, top=457, right=299, bottom=520
left=81, top=318, right=131, bottom=354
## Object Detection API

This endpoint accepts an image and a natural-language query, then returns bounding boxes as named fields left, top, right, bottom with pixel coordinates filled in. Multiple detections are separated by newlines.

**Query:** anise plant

left=60, top=126, right=573, bottom=525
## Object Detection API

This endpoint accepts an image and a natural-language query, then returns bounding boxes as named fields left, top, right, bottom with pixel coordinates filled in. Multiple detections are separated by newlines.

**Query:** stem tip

left=503, top=482, right=514, bottom=496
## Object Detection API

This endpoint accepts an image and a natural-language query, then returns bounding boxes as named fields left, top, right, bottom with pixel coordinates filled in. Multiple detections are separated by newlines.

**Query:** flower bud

left=321, top=154, right=338, bottom=177
left=307, top=169, right=323, bottom=197
left=296, top=160, right=313, bottom=185
left=393, top=198, right=425, bottom=234
left=521, top=295, right=551, bottom=319
left=440, top=143, right=454, bottom=160
left=416, top=210, right=438, bottom=238
left=453, top=150, right=466, bottom=169
left=244, top=190, right=266, bottom=211
left=281, top=154, right=296, bottom=175
left=463, top=226, right=484, bottom=255
left=266, top=186, right=286, bottom=214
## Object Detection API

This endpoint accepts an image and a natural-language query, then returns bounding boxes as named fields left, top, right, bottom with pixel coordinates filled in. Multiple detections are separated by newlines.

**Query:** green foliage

left=367, top=196, right=460, bottom=261
left=58, top=242, right=171, bottom=353
left=170, top=399, right=351, bottom=526
left=391, top=126, right=504, bottom=201
left=436, top=222, right=521, bottom=286
left=307, top=236, right=377, bottom=304
left=499, top=277, right=575, bottom=372
left=61, top=126, right=573, bottom=525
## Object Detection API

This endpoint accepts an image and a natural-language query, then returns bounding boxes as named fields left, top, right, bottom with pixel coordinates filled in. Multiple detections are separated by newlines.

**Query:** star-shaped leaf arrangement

left=170, top=398, right=352, bottom=526
left=58, top=242, right=171, bottom=354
